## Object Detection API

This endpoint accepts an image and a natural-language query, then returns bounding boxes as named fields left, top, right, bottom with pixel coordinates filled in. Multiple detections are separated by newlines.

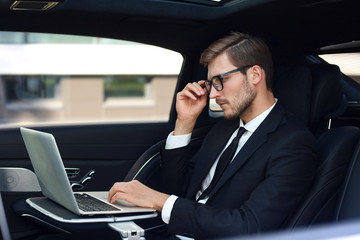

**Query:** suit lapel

left=208, top=103, right=285, bottom=199
left=186, top=118, right=239, bottom=199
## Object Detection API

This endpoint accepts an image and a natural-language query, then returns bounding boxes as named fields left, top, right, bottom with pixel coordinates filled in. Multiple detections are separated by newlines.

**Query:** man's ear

left=249, top=65, right=263, bottom=85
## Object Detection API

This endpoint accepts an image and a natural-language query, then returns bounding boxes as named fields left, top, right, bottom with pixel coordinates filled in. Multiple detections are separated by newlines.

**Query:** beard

left=219, top=77, right=255, bottom=120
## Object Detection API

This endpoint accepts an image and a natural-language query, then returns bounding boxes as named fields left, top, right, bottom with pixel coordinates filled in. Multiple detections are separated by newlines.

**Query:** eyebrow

left=208, top=69, right=231, bottom=79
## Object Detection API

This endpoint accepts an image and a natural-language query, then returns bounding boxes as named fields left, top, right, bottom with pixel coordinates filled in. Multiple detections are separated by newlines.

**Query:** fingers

left=178, top=81, right=207, bottom=101
left=108, top=180, right=170, bottom=211
left=109, top=191, right=126, bottom=204
left=108, top=181, right=128, bottom=203
left=198, top=80, right=206, bottom=87
left=108, top=180, right=142, bottom=204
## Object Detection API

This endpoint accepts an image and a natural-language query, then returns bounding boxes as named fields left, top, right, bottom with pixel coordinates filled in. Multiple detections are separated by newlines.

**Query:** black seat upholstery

left=273, top=63, right=346, bottom=131
left=275, top=64, right=360, bottom=228
left=123, top=125, right=211, bottom=191
left=273, top=64, right=313, bottom=125
left=308, top=64, right=347, bottom=129
left=335, top=138, right=360, bottom=222
left=123, top=139, right=165, bottom=191
left=288, top=126, right=360, bottom=227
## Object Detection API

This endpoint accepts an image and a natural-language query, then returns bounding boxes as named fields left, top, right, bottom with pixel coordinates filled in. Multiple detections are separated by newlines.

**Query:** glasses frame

left=204, top=64, right=254, bottom=94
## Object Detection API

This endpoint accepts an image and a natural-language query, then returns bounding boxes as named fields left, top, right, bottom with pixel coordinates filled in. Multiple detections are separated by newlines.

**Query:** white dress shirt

left=162, top=100, right=277, bottom=227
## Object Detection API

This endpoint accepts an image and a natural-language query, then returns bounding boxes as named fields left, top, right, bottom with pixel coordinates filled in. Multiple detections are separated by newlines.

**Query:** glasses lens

left=212, top=77, right=223, bottom=91
left=204, top=81, right=212, bottom=93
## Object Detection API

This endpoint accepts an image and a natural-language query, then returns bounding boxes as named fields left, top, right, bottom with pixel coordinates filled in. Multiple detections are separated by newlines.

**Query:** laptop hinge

left=108, top=221, right=145, bottom=240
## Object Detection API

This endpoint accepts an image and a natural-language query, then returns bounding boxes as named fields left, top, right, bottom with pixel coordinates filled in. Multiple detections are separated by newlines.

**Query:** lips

left=216, top=99, right=228, bottom=109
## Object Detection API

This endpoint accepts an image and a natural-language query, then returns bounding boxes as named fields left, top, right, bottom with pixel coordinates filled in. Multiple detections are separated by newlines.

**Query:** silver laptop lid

left=20, top=127, right=80, bottom=215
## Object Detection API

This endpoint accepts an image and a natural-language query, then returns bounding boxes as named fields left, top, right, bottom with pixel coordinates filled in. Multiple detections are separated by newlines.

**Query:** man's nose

left=209, top=85, right=221, bottom=99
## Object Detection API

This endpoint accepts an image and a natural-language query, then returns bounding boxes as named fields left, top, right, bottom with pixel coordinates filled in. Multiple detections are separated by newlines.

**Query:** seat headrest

left=309, top=64, right=347, bottom=124
left=273, top=65, right=313, bottom=125
left=273, top=63, right=346, bottom=127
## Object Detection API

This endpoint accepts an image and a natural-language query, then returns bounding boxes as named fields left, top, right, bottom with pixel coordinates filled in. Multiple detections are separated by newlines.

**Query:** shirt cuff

left=161, top=195, right=178, bottom=224
left=165, top=131, right=192, bottom=150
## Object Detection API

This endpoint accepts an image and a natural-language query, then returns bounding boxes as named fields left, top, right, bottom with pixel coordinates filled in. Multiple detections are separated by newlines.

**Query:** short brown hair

left=200, top=32, right=273, bottom=89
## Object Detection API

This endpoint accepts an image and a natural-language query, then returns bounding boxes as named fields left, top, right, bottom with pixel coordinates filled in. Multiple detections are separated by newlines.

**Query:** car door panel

left=0, top=121, right=173, bottom=239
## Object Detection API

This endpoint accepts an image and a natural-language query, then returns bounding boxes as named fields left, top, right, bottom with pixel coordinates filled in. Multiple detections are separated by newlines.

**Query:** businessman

left=109, top=32, right=317, bottom=239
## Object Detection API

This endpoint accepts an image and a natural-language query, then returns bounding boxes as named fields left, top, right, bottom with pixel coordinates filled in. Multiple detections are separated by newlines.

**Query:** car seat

left=123, top=124, right=212, bottom=191
left=335, top=137, right=360, bottom=222
left=275, top=63, right=360, bottom=228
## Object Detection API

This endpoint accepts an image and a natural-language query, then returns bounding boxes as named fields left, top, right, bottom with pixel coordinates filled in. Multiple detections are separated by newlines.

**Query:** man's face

left=207, top=52, right=255, bottom=120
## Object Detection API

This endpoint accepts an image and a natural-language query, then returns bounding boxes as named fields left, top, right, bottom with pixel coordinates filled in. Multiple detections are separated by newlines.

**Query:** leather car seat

left=335, top=138, right=360, bottom=222
left=287, top=126, right=360, bottom=227
left=276, top=64, right=360, bottom=228
left=123, top=124, right=212, bottom=191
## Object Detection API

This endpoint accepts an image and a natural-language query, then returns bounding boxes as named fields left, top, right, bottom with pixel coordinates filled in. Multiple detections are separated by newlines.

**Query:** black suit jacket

left=161, top=103, right=317, bottom=239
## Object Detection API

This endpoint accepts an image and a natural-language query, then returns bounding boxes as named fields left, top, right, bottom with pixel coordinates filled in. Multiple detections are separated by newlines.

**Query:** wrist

left=153, top=193, right=170, bottom=212
left=174, top=118, right=196, bottom=135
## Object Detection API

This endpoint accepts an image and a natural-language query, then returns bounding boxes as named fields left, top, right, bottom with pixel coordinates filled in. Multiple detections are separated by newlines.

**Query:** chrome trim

left=132, top=152, right=160, bottom=180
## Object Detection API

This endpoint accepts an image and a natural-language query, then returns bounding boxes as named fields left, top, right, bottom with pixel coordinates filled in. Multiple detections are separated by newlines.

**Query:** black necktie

left=198, top=127, right=246, bottom=201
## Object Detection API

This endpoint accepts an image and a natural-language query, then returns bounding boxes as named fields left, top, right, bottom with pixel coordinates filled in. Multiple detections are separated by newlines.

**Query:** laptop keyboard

left=74, top=193, right=121, bottom=212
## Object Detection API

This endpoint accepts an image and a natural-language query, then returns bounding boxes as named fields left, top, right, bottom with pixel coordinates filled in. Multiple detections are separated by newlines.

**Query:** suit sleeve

left=161, top=140, right=202, bottom=196
left=166, top=130, right=317, bottom=239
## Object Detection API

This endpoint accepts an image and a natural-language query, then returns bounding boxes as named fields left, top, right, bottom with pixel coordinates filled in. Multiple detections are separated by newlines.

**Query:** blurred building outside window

left=0, top=32, right=183, bottom=127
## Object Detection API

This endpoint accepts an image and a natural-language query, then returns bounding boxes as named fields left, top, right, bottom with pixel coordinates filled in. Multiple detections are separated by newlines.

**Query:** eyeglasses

left=204, top=65, right=254, bottom=94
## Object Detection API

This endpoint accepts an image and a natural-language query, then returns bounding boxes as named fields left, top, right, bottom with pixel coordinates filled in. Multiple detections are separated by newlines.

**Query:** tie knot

left=235, top=127, right=246, bottom=139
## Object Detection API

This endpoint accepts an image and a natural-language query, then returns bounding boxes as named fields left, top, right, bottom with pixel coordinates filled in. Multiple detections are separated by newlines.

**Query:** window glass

left=0, top=32, right=25, bottom=44
left=27, top=33, right=95, bottom=44
left=104, top=76, right=148, bottom=99
left=3, top=75, right=60, bottom=102
left=0, top=31, right=183, bottom=127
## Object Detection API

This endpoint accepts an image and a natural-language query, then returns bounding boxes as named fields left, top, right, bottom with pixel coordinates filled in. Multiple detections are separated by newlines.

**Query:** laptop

left=20, top=127, right=155, bottom=216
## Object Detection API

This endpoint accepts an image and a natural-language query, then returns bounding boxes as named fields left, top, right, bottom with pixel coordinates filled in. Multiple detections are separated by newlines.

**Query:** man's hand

left=108, top=180, right=170, bottom=211
left=174, top=80, right=208, bottom=135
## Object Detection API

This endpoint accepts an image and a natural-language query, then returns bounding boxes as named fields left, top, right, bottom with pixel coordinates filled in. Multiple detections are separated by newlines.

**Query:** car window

left=0, top=31, right=183, bottom=127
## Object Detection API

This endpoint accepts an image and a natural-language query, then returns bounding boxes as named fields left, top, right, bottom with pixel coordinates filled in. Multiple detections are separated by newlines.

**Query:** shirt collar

left=240, top=99, right=278, bottom=133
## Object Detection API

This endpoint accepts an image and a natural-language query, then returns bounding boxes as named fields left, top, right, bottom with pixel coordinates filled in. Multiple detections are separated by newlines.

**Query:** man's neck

left=241, top=92, right=276, bottom=124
